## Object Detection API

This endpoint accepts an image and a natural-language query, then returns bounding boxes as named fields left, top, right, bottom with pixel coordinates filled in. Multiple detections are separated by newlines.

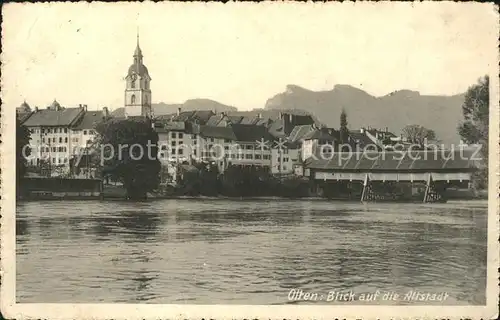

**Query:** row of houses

left=17, top=100, right=108, bottom=177
left=17, top=100, right=402, bottom=179
left=153, top=108, right=404, bottom=177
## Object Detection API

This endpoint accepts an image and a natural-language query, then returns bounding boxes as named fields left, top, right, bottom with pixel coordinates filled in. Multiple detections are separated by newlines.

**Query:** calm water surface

left=16, top=199, right=487, bottom=304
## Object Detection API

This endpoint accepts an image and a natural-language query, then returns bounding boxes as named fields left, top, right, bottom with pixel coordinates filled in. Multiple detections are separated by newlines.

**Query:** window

left=193, top=140, right=197, bottom=145
left=245, top=154, right=252, bottom=159
left=210, top=138, right=214, bottom=142
left=192, top=134, right=197, bottom=139
left=283, top=165, right=287, bottom=171
left=171, top=132, right=177, bottom=138
left=172, top=149, right=176, bottom=155
left=178, top=148, right=184, bottom=155
left=83, top=130, right=88, bottom=135
left=52, top=157, right=56, bottom=164
left=52, top=138, right=56, bottom=143
left=246, top=145, right=253, bottom=150
left=263, top=155, right=270, bottom=160
left=161, top=145, right=167, bottom=151
left=65, top=137, right=68, bottom=143
left=255, top=154, right=262, bottom=159
left=283, top=149, right=289, bottom=154
left=131, top=94, right=136, bottom=104
left=131, top=80, right=135, bottom=89
left=42, top=138, right=45, bottom=143
left=59, top=137, right=62, bottom=143
left=224, top=139, right=231, bottom=143
left=64, top=128, right=68, bottom=133
left=171, top=141, right=176, bottom=146
left=179, top=133, right=183, bottom=139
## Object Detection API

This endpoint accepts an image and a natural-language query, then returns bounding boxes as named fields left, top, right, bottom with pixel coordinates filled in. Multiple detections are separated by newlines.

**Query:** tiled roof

left=73, top=111, right=105, bottom=130
left=164, top=121, right=186, bottom=131
left=288, top=125, right=315, bottom=142
left=23, top=107, right=84, bottom=127
left=17, top=112, right=33, bottom=124
left=305, top=149, right=481, bottom=172
left=302, top=129, right=338, bottom=141
left=200, top=125, right=236, bottom=140
left=192, top=110, right=215, bottom=124
left=172, top=111, right=196, bottom=122
left=231, top=124, right=276, bottom=142
left=227, top=115, right=244, bottom=124
left=348, top=131, right=374, bottom=148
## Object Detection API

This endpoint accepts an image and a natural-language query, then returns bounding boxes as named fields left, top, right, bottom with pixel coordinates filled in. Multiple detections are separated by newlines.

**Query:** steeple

left=134, top=29, right=142, bottom=59
left=125, top=32, right=152, bottom=119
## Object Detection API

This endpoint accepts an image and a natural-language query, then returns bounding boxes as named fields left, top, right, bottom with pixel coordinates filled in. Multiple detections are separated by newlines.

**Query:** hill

left=110, top=98, right=237, bottom=117
left=265, top=84, right=465, bottom=144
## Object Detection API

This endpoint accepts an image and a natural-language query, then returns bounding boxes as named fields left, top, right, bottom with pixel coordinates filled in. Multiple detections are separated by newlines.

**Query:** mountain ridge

left=265, top=84, right=465, bottom=144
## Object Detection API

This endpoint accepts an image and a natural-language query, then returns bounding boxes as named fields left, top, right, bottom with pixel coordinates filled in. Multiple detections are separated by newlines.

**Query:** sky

left=2, top=2, right=498, bottom=111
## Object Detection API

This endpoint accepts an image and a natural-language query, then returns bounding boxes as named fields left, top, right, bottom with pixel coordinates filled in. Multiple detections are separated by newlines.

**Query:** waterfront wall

left=20, top=177, right=103, bottom=200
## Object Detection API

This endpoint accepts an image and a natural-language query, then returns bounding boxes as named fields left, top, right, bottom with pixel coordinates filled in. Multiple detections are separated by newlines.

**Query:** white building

left=20, top=101, right=109, bottom=177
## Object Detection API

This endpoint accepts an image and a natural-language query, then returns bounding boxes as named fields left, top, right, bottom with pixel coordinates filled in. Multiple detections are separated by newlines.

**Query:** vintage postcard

left=1, top=1, right=499, bottom=319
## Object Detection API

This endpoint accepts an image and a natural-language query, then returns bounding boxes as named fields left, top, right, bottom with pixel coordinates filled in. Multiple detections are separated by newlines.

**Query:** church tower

left=124, top=33, right=152, bottom=118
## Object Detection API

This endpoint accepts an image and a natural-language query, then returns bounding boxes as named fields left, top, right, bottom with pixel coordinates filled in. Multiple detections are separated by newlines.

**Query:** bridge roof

left=305, top=149, right=482, bottom=172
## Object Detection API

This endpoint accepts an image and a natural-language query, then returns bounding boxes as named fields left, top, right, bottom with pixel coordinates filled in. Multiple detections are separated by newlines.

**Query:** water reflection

left=16, top=199, right=487, bottom=305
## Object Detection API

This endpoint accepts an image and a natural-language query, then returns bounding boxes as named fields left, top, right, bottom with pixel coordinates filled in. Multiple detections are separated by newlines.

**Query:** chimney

left=177, top=107, right=181, bottom=116
left=360, top=127, right=364, bottom=134
left=34, top=106, right=39, bottom=112
left=83, top=104, right=88, bottom=111
left=279, top=111, right=283, bottom=120
left=289, top=113, right=293, bottom=122
left=257, top=113, right=262, bottom=119
left=103, top=107, right=109, bottom=118
left=385, top=127, right=388, bottom=133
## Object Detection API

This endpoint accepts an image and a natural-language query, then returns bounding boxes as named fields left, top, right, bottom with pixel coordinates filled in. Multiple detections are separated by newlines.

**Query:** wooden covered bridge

left=305, top=149, right=483, bottom=203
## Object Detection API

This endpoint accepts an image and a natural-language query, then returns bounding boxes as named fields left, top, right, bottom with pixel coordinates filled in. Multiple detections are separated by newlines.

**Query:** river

left=16, top=199, right=487, bottom=305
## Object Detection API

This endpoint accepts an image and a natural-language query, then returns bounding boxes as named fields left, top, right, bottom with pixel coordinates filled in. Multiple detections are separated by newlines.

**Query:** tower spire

left=134, top=27, right=142, bottom=59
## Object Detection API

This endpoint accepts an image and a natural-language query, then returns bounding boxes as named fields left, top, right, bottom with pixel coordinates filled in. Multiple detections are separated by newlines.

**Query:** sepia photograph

left=1, top=2, right=499, bottom=319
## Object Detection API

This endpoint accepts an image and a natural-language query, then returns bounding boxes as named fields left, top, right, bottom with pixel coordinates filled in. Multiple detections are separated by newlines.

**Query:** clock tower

left=124, top=33, right=152, bottom=118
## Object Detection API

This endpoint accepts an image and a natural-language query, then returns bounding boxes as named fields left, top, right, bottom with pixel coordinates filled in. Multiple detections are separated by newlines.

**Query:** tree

left=401, top=124, right=437, bottom=147
left=339, top=108, right=349, bottom=149
left=16, top=118, right=31, bottom=195
left=458, top=75, right=489, bottom=189
left=95, top=118, right=160, bottom=200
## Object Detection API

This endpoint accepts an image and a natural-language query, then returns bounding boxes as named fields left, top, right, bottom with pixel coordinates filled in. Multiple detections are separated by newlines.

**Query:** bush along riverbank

left=171, top=163, right=313, bottom=198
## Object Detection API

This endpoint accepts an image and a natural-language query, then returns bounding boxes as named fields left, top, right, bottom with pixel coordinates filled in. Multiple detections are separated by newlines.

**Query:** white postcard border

left=1, top=2, right=499, bottom=319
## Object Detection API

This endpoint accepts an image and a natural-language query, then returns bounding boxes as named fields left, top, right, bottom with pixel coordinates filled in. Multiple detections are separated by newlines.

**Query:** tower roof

left=128, top=31, right=149, bottom=78
left=20, top=100, right=30, bottom=110
left=133, top=32, right=143, bottom=58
